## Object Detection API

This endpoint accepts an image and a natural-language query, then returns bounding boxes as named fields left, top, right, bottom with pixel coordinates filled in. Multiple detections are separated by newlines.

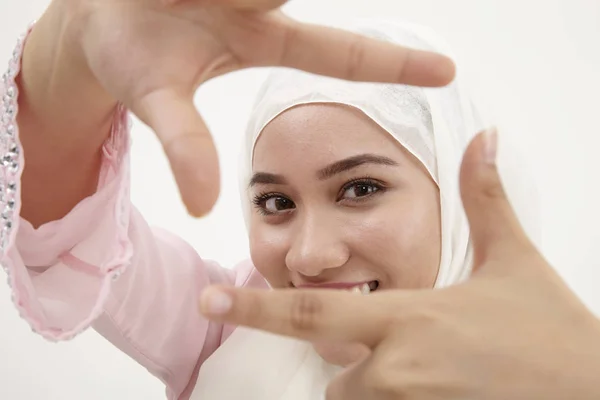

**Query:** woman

left=190, top=22, right=539, bottom=399
left=202, top=132, right=600, bottom=400
left=0, top=3, right=534, bottom=400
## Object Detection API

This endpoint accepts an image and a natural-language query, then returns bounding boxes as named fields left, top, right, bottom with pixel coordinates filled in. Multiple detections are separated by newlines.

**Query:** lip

left=294, top=281, right=373, bottom=290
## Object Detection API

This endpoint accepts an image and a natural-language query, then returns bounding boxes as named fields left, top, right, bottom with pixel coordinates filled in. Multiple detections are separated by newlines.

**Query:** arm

left=200, top=131, right=600, bottom=400
left=2, top=18, right=267, bottom=400
left=14, top=0, right=455, bottom=220
left=17, top=0, right=116, bottom=227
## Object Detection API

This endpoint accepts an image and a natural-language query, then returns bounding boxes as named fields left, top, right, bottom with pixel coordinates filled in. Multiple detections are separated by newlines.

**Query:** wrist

left=19, top=1, right=117, bottom=147
left=30, top=1, right=115, bottom=105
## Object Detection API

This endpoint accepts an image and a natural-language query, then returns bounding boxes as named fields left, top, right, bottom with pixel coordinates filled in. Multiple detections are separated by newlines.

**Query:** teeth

left=348, top=283, right=376, bottom=295
left=360, top=283, right=370, bottom=295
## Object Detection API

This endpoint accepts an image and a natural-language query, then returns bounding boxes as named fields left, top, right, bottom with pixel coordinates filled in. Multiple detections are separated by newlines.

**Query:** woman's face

left=249, top=103, right=441, bottom=365
left=249, top=103, right=441, bottom=294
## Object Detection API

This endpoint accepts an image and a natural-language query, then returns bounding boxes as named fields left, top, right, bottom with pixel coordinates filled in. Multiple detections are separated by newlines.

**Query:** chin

left=312, top=341, right=370, bottom=367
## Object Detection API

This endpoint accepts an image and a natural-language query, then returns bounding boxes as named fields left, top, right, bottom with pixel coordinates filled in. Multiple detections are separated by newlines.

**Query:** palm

left=82, top=4, right=245, bottom=104
left=77, top=0, right=454, bottom=216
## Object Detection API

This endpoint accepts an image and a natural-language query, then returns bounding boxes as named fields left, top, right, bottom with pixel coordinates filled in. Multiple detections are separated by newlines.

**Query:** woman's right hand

left=200, top=130, right=600, bottom=400
left=42, top=0, right=454, bottom=217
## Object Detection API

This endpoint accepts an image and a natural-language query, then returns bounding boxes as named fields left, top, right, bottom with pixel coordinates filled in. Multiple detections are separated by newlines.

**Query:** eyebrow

left=317, top=154, right=399, bottom=180
left=249, top=172, right=287, bottom=187
left=249, top=153, right=399, bottom=188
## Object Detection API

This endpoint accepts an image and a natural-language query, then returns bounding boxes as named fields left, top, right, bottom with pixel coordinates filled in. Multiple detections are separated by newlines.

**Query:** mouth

left=349, top=280, right=379, bottom=295
left=294, top=280, right=380, bottom=295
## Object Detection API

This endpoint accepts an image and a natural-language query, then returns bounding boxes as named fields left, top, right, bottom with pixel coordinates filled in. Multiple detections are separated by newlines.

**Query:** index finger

left=249, top=16, right=456, bottom=87
left=199, top=286, right=394, bottom=347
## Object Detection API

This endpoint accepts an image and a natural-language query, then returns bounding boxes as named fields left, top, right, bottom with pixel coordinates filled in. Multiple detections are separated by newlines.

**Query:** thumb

left=460, top=129, right=533, bottom=269
left=218, top=0, right=288, bottom=10
left=164, top=0, right=288, bottom=10
left=131, top=87, right=220, bottom=217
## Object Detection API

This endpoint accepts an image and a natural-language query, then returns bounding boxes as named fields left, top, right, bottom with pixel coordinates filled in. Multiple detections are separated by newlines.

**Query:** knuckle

left=278, top=23, right=298, bottom=65
left=395, top=50, right=410, bottom=84
left=324, top=379, right=345, bottom=400
left=288, top=292, right=323, bottom=332
left=477, top=168, right=506, bottom=201
left=380, top=314, right=405, bottom=335
left=345, top=36, right=367, bottom=80
left=363, top=366, right=407, bottom=399
left=240, top=292, right=265, bottom=325
left=480, top=180, right=505, bottom=201
left=410, top=307, right=442, bottom=327
left=392, top=304, right=443, bottom=336
left=268, top=19, right=301, bottom=66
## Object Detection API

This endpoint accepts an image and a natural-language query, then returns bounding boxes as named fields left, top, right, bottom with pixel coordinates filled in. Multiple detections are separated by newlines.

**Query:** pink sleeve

left=1, top=28, right=266, bottom=400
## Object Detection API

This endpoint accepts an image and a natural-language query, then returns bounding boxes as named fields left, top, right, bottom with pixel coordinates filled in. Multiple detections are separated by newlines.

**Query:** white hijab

left=191, top=20, right=539, bottom=400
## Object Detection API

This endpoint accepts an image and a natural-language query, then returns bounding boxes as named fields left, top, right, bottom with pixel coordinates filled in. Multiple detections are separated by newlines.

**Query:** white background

left=1, top=0, right=599, bottom=399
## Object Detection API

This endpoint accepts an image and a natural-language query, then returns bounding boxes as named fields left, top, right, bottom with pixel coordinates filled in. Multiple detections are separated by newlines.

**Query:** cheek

left=348, top=193, right=441, bottom=289
left=248, top=222, right=290, bottom=288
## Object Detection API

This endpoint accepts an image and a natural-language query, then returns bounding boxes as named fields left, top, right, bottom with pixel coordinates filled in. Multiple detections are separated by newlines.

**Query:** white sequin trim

left=0, top=28, right=36, bottom=336
left=0, top=25, right=133, bottom=342
left=1, top=31, right=26, bottom=256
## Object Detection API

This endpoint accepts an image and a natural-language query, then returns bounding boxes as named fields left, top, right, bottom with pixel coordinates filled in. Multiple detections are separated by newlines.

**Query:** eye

left=339, top=179, right=385, bottom=201
left=264, top=197, right=294, bottom=213
left=252, top=193, right=295, bottom=215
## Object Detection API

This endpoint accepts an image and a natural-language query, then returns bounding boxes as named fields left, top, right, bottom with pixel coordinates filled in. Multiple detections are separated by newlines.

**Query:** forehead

left=253, top=104, right=406, bottom=171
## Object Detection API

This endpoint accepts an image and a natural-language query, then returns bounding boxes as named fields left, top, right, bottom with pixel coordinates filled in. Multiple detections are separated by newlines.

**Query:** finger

left=221, top=0, right=288, bottom=10
left=460, top=129, right=535, bottom=269
left=164, top=0, right=287, bottom=10
left=325, top=361, right=372, bottom=400
left=131, top=87, right=220, bottom=217
left=250, top=17, right=455, bottom=87
left=199, top=286, right=395, bottom=347
left=312, top=340, right=371, bottom=367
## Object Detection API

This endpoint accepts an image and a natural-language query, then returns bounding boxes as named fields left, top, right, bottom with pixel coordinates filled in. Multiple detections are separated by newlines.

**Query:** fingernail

left=483, top=127, right=498, bottom=165
left=186, top=205, right=209, bottom=219
left=189, top=210, right=208, bottom=219
left=200, top=287, right=233, bottom=315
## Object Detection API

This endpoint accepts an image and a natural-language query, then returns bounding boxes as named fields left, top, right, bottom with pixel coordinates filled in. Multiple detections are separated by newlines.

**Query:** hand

left=200, top=129, right=600, bottom=400
left=60, top=0, right=454, bottom=216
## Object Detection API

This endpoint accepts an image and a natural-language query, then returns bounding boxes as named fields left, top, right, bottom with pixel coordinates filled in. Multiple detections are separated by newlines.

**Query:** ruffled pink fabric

left=0, top=26, right=267, bottom=400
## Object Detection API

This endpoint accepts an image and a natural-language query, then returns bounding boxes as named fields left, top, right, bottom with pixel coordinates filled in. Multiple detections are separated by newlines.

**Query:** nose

left=285, top=212, right=349, bottom=277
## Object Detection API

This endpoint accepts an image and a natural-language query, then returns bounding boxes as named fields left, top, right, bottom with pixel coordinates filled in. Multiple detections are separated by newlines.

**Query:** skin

left=248, top=103, right=441, bottom=364
left=202, top=131, right=600, bottom=400
left=17, top=0, right=454, bottom=228
left=13, top=0, right=454, bottom=393
left=14, top=0, right=453, bottom=391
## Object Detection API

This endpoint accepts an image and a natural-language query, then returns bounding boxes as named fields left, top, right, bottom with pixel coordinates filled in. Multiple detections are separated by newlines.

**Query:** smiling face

left=248, top=103, right=441, bottom=365
left=249, top=102, right=441, bottom=292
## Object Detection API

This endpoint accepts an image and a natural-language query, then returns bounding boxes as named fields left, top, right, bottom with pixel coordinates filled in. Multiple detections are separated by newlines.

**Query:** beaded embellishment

left=0, top=31, right=26, bottom=258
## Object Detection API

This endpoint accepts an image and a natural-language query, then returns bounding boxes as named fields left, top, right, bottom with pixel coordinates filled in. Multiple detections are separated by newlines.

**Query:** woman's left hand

left=200, top=130, right=600, bottom=400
